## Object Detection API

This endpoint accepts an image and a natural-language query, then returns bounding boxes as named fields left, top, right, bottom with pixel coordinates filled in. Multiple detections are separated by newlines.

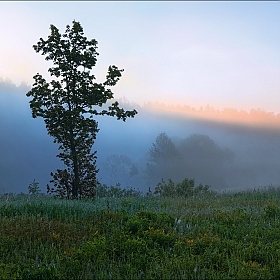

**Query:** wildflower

left=174, top=218, right=182, bottom=230
left=175, top=218, right=182, bottom=225
left=185, top=224, right=191, bottom=231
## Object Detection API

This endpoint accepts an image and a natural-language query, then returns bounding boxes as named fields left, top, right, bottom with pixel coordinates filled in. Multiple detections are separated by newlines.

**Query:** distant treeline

left=1, top=78, right=279, bottom=129
left=144, top=102, right=280, bottom=130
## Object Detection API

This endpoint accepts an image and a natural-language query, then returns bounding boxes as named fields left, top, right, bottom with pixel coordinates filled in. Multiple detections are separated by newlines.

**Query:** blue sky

left=1, top=1, right=279, bottom=113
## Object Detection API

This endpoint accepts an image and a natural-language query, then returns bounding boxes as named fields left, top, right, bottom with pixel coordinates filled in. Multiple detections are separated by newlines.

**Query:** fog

left=1, top=79, right=279, bottom=194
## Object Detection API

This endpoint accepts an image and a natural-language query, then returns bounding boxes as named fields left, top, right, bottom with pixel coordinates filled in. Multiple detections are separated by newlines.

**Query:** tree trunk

left=67, top=76, right=80, bottom=199
left=69, top=129, right=80, bottom=199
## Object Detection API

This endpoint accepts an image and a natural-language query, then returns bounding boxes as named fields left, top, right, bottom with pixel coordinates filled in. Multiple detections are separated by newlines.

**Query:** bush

left=154, top=178, right=215, bottom=198
left=95, top=183, right=142, bottom=198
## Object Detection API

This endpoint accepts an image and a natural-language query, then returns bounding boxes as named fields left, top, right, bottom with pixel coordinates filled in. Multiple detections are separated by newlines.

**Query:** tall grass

left=1, top=187, right=280, bottom=279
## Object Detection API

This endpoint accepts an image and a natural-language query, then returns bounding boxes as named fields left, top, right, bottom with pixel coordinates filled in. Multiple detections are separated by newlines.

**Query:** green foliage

left=126, top=210, right=174, bottom=235
left=154, top=177, right=214, bottom=198
left=0, top=263, right=20, bottom=279
left=21, top=262, right=59, bottom=280
left=26, top=20, right=137, bottom=199
left=95, top=183, right=142, bottom=198
left=1, top=187, right=280, bottom=279
left=264, top=202, right=280, bottom=218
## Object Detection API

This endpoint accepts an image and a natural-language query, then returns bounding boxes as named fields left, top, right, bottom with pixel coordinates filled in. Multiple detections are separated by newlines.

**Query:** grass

left=1, top=187, right=280, bottom=279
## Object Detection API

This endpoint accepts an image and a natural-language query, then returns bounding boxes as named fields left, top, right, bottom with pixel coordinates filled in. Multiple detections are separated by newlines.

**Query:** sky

left=0, top=1, right=279, bottom=114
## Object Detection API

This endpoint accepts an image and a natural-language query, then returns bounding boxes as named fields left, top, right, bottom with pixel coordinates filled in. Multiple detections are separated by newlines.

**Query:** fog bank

left=1, top=80, right=279, bottom=194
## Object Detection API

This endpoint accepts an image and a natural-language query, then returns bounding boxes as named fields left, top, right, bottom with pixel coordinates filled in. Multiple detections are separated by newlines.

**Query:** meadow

left=1, top=186, right=280, bottom=279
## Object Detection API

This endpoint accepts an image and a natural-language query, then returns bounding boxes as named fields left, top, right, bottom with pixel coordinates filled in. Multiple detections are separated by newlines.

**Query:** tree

left=26, top=20, right=137, bottom=199
left=149, top=132, right=179, bottom=165
left=178, top=134, right=235, bottom=187
left=28, top=179, right=40, bottom=195
left=145, top=132, right=181, bottom=186
left=178, top=134, right=234, bottom=167
left=105, top=154, right=138, bottom=187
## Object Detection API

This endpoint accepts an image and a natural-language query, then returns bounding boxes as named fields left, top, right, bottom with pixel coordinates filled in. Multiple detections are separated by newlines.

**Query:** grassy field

left=1, top=187, right=280, bottom=279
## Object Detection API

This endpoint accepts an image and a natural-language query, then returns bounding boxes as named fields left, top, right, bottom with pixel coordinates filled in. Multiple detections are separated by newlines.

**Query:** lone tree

left=26, top=20, right=137, bottom=199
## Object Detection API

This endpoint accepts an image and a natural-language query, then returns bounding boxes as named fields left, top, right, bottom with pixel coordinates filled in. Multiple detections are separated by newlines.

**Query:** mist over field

left=1, top=80, right=280, bottom=194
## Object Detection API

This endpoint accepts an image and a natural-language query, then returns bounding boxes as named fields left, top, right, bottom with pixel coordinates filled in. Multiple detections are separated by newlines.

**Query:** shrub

left=154, top=178, right=215, bottom=198
left=95, top=183, right=142, bottom=198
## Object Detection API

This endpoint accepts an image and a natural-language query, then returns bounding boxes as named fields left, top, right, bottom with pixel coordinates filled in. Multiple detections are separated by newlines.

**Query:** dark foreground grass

left=1, top=187, right=280, bottom=279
